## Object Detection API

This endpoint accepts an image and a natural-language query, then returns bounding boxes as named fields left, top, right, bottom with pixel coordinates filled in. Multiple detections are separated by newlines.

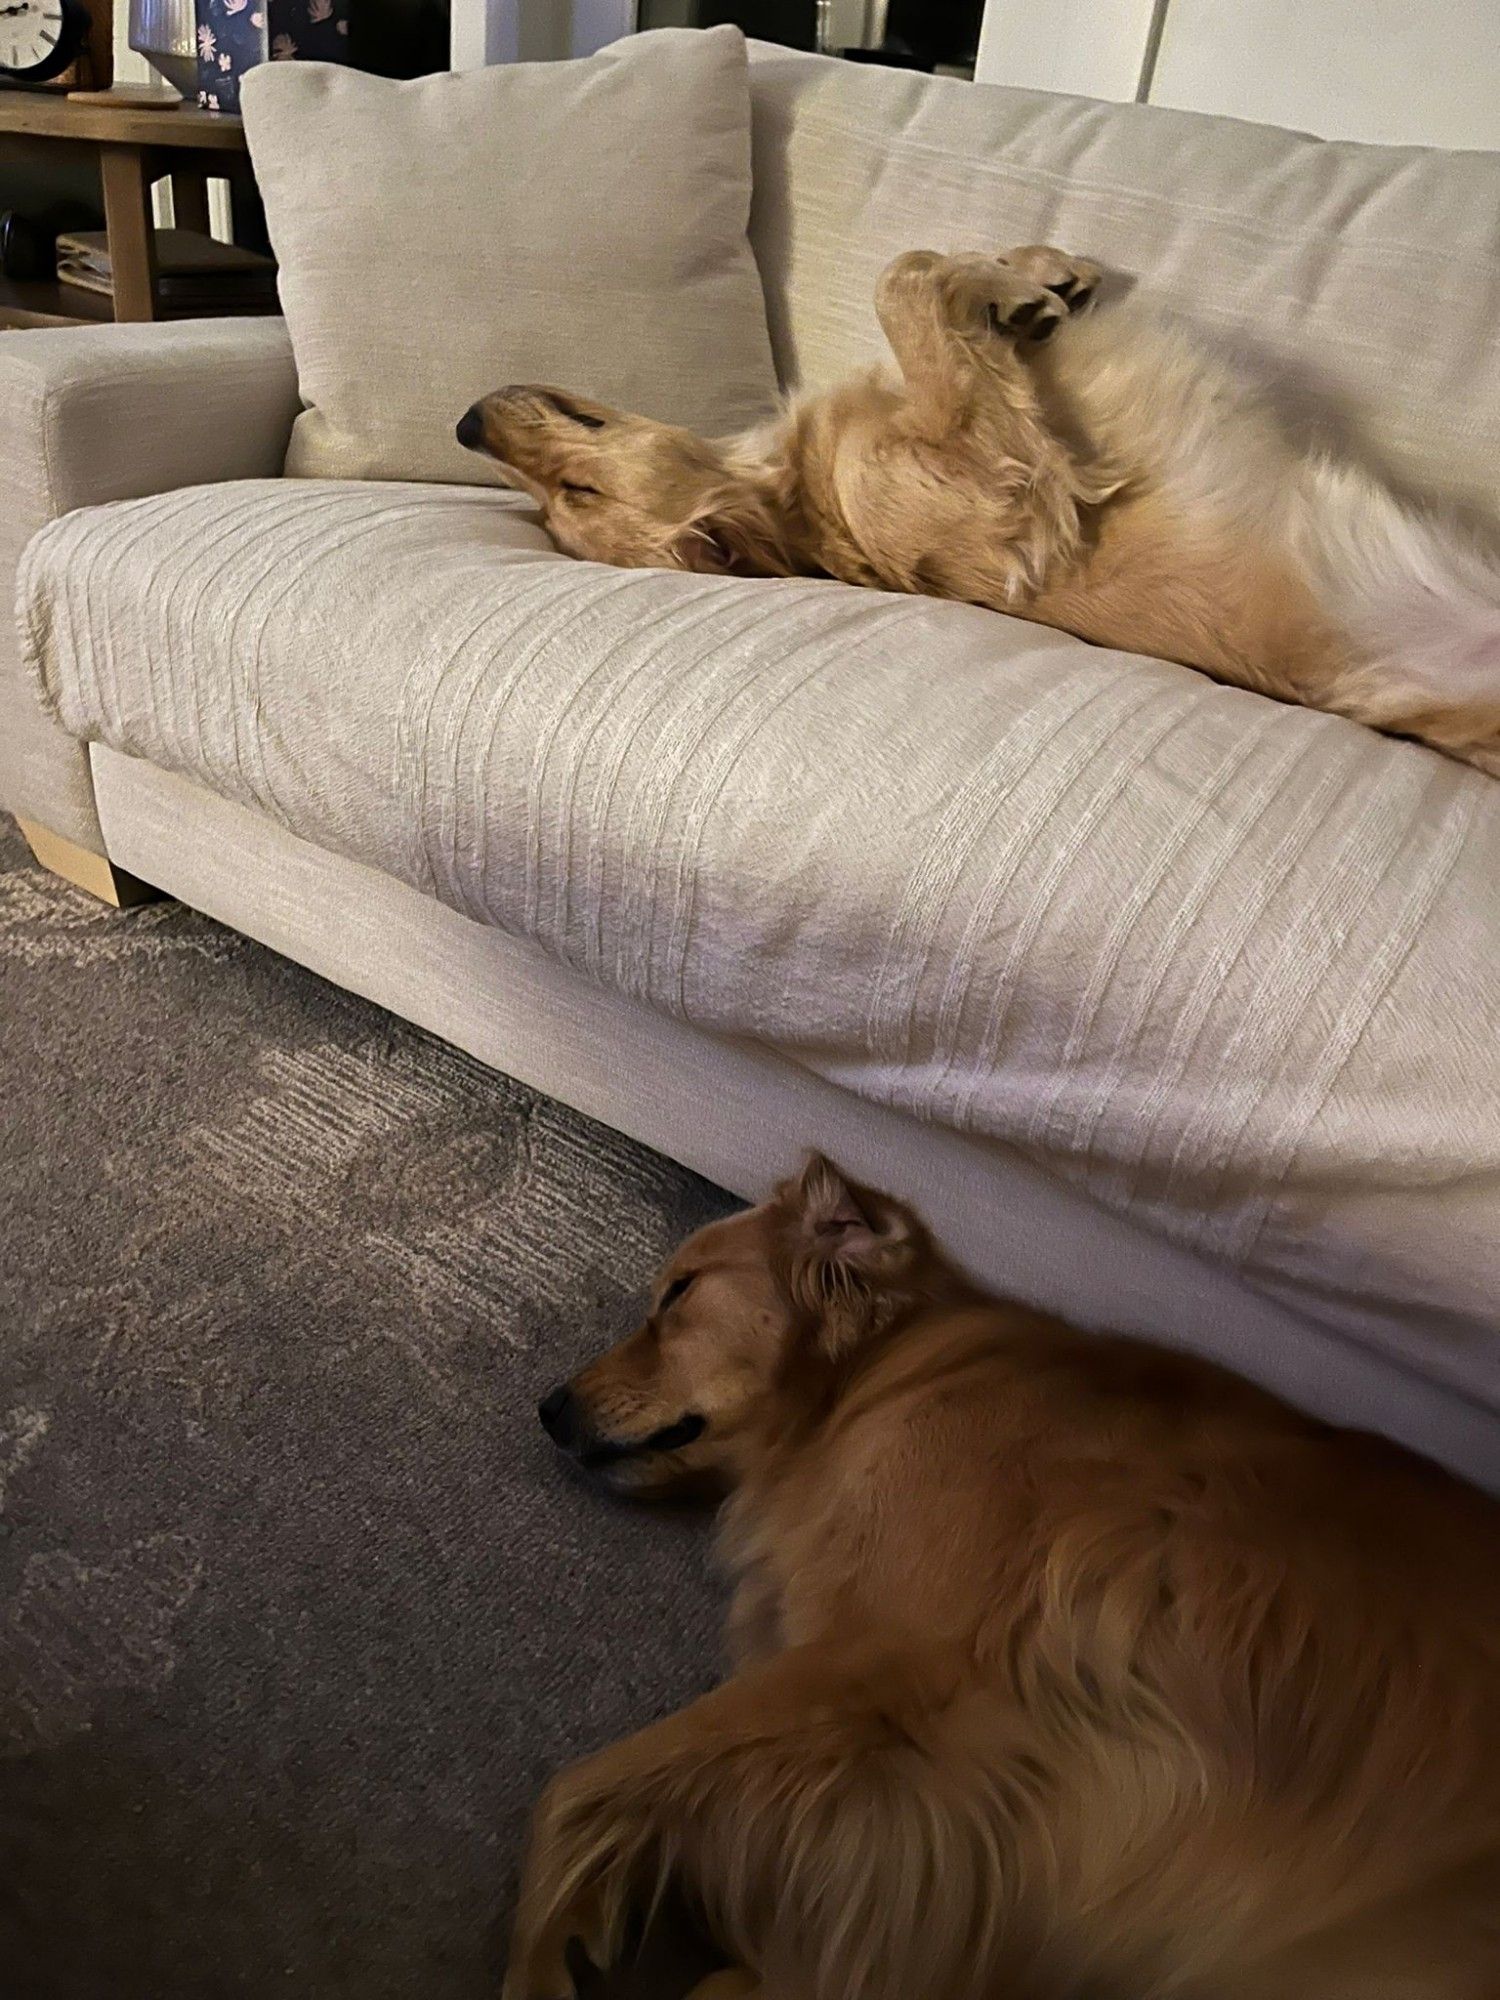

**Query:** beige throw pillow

left=241, top=27, right=779, bottom=483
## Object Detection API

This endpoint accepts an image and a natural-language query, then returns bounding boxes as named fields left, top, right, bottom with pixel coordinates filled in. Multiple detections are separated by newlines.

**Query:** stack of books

left=55, top=229, right=277, bottom=314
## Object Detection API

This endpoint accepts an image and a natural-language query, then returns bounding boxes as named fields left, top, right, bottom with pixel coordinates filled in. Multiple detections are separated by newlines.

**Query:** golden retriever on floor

left=457, top=246, right=1500, bottom=774
left=507, top=1156, right=1500, bottom=2000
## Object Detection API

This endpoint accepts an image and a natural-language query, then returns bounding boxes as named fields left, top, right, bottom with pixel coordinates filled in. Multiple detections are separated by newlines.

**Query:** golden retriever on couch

left=506, top=1155, right=1500, bottom=2000
left=458, top=245, right=1500, bottom=774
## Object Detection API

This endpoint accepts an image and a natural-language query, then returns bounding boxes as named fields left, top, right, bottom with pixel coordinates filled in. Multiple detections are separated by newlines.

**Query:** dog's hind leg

left=502, top=1643, right=1044, bottom=2000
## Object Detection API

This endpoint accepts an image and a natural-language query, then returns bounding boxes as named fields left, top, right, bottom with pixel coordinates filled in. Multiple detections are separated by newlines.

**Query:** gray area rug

left=0, top=817, right=738, bottom=1999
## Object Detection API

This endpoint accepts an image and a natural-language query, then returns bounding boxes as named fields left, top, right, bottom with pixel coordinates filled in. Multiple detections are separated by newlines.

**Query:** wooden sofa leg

left=15, top=815, right=161, bottom=909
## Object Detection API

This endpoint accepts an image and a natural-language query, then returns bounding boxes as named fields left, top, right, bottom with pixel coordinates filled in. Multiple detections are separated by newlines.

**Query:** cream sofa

left=6, top=43, right=1499, bottom=1488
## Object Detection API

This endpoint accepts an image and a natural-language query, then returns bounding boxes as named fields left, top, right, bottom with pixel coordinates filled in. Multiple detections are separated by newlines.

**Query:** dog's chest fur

left=781, top=381, right=1089, bottom=611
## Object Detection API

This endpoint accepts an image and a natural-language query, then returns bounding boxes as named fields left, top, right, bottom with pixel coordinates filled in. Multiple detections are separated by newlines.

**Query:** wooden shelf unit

left=0, top=273, right=115, bottom=328
left=0, top=94, right=250, bottom=149
left=0, top=90, right=270, bottom=329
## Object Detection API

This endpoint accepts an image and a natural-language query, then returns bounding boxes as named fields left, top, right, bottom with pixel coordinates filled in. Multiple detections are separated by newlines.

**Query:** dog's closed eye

left=545, top=394, right=607, bottom=431
left=657, top=1273, right=696, bottom=1313
left=559, top=481, right=600, bottom=498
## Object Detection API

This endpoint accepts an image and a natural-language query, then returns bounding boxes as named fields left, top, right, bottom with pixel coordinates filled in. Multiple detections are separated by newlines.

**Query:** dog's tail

left=1294, top=460, right=1500, bottom=773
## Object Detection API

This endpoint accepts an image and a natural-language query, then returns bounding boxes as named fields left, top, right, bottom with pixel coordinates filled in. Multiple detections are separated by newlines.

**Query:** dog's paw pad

left=995, top=247, right=1102, bottom=319
left=986, top=293, right=1066, bottom=341
left=504, top=1930, right=608, bottom=2000
left=1047, top=276, right=1097, bottom=313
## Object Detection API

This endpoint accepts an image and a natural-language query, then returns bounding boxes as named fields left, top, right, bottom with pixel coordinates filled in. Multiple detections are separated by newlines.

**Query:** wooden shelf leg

left=169, top=165, right=212, bottom=237
left=16, top=817, right=161, bottom=910
left=99, top=144, right=158, bottom=322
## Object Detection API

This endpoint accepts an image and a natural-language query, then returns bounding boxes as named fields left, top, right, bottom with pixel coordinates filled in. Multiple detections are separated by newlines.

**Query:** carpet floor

left=0, top=817, right=740, bottom=1999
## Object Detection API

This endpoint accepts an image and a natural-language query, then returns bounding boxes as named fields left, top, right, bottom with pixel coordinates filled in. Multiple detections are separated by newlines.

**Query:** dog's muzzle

left=537, top=1385, right=706, bottom=1469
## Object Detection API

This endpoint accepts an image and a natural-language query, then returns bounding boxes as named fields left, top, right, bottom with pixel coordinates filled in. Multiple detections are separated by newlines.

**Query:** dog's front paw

left=503, top=1895, right=612, bottom=2000
left=982, top=271, right=1071, bottom=343
left=995, top=245, right=1102, bottom=315
left=500, top=1951, right=572, bottom=2000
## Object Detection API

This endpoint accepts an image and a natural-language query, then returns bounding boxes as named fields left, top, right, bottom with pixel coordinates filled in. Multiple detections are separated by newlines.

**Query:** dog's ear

left=671, top=487, right=789, bottom=578
left=673, top=518, right=739, bottom=574
left=778, top=1154, right=920, bottom=1356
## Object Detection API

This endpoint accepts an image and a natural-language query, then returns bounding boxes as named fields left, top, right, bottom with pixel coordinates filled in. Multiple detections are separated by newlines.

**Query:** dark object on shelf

left=636, top=0, right=981, bottom=72
left=55, top=222, right=275, bottom=308
left=345, top=0, right=446, bottom=78
left=194, top=0, right=349, bottom=116
left=636, top=0, right=817, bottom=52
left=850, top=0, right=983, bottom=73
left=0, top=197, right=95, bottom=278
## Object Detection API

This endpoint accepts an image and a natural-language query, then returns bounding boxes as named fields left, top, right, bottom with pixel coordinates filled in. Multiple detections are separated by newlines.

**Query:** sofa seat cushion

left=21, top=479, right=1500, bottom=1410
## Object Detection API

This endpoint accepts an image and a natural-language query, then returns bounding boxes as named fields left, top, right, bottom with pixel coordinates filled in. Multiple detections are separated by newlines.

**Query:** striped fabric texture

left=0, top=317, right=298, bottom=848
left=20, top=480, right=1500, bottom=1413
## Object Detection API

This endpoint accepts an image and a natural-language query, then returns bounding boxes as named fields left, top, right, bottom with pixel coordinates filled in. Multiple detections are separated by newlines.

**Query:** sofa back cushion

left=746, top=43, right=1500, bottom=526
left=243, top=27, right=778, bottom=484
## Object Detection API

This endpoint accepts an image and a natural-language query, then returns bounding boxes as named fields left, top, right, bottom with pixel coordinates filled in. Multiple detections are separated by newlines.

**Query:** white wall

left=451, top=0, right=633, bottom=68
left=975, top=0, right=1164, bottom=104
left=975, top=0, right=1500, bottom=150
left=1148, top=0, right=1500, bottom=149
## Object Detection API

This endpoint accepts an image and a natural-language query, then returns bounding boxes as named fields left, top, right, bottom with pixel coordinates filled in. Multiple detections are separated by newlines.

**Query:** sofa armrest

left=2, top=317, right=300, bottom=851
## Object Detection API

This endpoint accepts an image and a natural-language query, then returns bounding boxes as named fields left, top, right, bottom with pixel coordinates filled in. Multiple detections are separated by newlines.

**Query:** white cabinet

left=975, top=0, right=1500, bottom=149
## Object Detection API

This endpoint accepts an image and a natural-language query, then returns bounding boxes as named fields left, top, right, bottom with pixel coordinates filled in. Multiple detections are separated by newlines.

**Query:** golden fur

left=506, top=1156, right=1500, bottom=2000
left=459, top=246, right=1500, bottom=773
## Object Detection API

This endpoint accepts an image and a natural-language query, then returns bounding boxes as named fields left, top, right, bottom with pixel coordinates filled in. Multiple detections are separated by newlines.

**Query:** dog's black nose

left=455, top=403, right=485, bottom=452
left=537, top=1384, right=577, bottom=1446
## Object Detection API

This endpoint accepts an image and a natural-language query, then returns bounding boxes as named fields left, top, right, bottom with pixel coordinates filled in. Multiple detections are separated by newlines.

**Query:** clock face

left=0, top=0, right=79, bottom=79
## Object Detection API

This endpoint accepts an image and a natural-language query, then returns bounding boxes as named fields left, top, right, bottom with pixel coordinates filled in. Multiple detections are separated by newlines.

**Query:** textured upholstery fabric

left=241, top=28, right=779, bottom=485
left=91, top=746, right=1500, bottom=1490
left=10, top=47, right=1500, bottom=1469
left=745, top=44, right=1500, bottom=527
left=22, top=479, right=1500, bottom=1420
left=0, top=319, right=298, bottom=848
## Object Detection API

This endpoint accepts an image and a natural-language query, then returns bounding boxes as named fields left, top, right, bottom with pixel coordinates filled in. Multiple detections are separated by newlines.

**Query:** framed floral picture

left=195, top=0, right=349, bottom=114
